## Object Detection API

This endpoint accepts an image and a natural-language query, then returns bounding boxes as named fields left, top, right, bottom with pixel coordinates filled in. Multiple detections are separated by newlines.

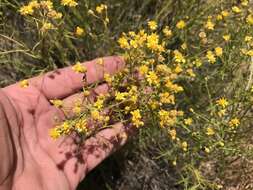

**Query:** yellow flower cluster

left=176, top=20, right=186, bottom=29
left=206, top=47, right=223, bottom=64
left=206, top=127, right=215, bottom=136
left=72, top=62, right=87, bottom=73
left=20, top=79, right=29, bottom=88
left=159, top=109, right=183, bottom=127
left=163, top=26, right=172, bottom=37
left=75, top=27, right=85, bottom=36
left=131, top=109, right=144, bottom=127
left=50, top=99, right=63, bottom=108
left=204, top=19, right=215, bottom=30
left=173, top=50, right=186, bottom=64
left=20, top=0, right=62, bottom=19
left=216, top=97, right=228, bottom=108
left=229, top=118, right=240, bottom=128
left=206, top=51, right=216, bottom=64
left=96, top=4, right=107, bottom=14
left=19, top=1, right=40, bottom=15
left=61, top=0, right=78, bottom=7
left=223, top=34, right=231, bottom=42
left=118, top=30, right=164, bottom=52
left=232, top=6, right=242, bottom=13
left=246, top=14, right=253, bottom=25
left=41, top=22, right=54, bottom=32
left=148, top=20, right=158, bottom=31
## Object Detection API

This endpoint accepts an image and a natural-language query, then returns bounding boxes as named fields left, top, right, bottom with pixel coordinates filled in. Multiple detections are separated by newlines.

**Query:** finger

left=83, top=122, right=131, bottom=173
left=58, top=122, right=133, bottom=189
left=60, top=83, right=110, bottom=118
left=30, top=56, right=124, bottom=100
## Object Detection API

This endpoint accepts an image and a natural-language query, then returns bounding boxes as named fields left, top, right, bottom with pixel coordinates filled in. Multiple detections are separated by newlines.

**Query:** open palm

left=0, top=56, right=128, bottom=190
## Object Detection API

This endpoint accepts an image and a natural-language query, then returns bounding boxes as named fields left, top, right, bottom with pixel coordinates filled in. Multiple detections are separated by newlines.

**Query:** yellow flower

left=223, top=34, right=231, bottom=42
left=204, top=147, right=210, bottom=153
left=216, top=97, right=228, bottom=108
left=30, top=0, right=40, bottom=8
left=199, top=31, right=206, bottom=38
left=229, top=118, right=240, bottom=128
left=186, top=69, right=196, bottom=78
left=118, top=36, right=130, bottom=49
left=19, top=1, right=39, bottom=15
left=19, top=5, right=34, bottom=15
left=216, top=14, right=223, bottom=20
left=94, top=97, right=104, bottom=110
left=247, top=50, right=253, bottom=56
left=61, top=122, right=71, bottom=135
left=148, top=20, right=158, bottom=31
left=75, top=119, right=87, bottom=133
left=40, top=1, right=53, bottom=10
left=156, top=64, right=171, bottom=74
left=146, top=71, right=159, bottom=86
left=47, top=10, right=63, bottom=19
left=104, top=73, right=113, bottom=84
left=139, top=65, right=149, bottom=75
left=72, top=62, right=87, bottom=73
left=219, top=141, right=225, bottom=147
left=75, top=26, right=85, bottom=36
left=173, top=50, right=186, bottom=64
left=20, top=79, right=29, bottom=88
left=181, top=141, right=188, bottom=151
left=61, top=0, right=78, bottom=7
left=174, top=65, right=183, bottom=74
left=97, top=58, right=104, bottom=65
left=159, top=110, right=176, bottom=127
left=245, top=36, right=252, bottom=42
left=169, top=129, right=177, bottom=140
left=221, top=10, right=229, bottom=17
left=148, top=100, right=159, bottom=110
left=163, top=26, right=172, bottom=37
left=115, top=92, right=128, bottom=101
left=41, top=22, right=54, bottom=32
left=50, top=99, right=63, bottom=108
left=206, top=127, right=215, bottom=136
left=130, top=39, right=138, bottom=48
left=246, top=15, right=253, bottom=25
left=49, top=128, right=61, bottom=140
left=165, top=80, right=183, bottom=93
left=91, top=110, right=101, bottom=121
left=205, top=20, right=215, bottom=30
left=193, top=59, right=202, bottom=67
left=206, top=51, right=216, bottom=64
left=83, top=90, right=90, bottom=96
left=131, top=109, right=144, bottom=128
left=241, top=0, right=248, bottom=6
left=88, top=9, right=95, bottom=15
left=184, top=118, right=193, bottom=125
left=146, top=33, right=160, bottom=51
left=96, top=4, right=107, bottom=14
left=176, top=20, right=186, bottom=29
left=215, top=47, right=223, bottom=57
left=181, top=43, right=187, bottom=50
left=159, top=92, right=175, bottom=104
left=232, top=6, right=242, bottom=13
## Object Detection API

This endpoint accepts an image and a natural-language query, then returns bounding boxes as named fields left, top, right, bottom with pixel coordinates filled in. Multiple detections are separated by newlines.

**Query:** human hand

left=0, top=56, right=128, bottom=190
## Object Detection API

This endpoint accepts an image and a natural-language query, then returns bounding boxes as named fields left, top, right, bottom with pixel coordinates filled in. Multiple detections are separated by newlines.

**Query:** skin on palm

left=0, top=56, right=129, bottom=190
